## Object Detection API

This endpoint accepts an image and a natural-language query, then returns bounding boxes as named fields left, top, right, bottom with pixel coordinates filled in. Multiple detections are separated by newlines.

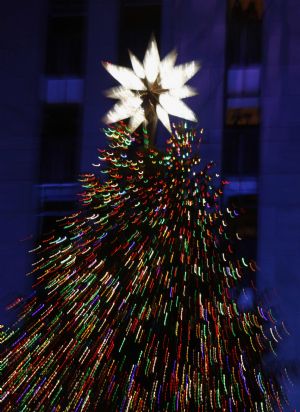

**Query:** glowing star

left=102, top=36, right=200, bottom=135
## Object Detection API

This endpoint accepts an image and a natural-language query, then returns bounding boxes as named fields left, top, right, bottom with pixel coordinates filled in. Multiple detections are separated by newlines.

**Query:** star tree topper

left=102, top=36, right=200, bottom=141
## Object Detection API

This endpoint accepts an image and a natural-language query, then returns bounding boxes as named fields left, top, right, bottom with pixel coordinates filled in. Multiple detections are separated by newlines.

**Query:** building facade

left=1, top=0, right=300, bottom=406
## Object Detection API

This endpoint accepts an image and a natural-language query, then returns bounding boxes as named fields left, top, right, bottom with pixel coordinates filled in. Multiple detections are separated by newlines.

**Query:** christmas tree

left=2, top=38, right=288, bottom=411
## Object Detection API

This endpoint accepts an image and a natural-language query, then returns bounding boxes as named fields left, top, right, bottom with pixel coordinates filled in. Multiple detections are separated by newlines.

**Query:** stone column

left=161, top=0, right=226, bottom=164
left=259, top=0, right=300, bottom=406
left=80, top=0, right=120, bottom=173
left=0, top=0, right=47, bottom=325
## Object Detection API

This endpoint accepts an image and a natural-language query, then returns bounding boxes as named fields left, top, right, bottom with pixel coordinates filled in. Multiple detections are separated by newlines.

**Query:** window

left=223, top=0, right=263, bottom=177
left=226, top=193, right=258, bottom=308
left=40, top=104, right=81, bottom=183
left=227, top=194, right=257, bottom=243
left=227, top=0, right=263, bottom=66
left=226, top=65, right=261, bottom=109
left=37, top=181, right=79, bottom=236
left=44, top=78, right=84, bottom=103
left=48, top=0, right=87, bottom=16
left=45, top=15, right=86, bottom=76
left=226, top=107, right=260, bottom=125
left=223, top=125, right=259, bottom=176
left=117, top=1, right=161, bottom=144
left=38, top=200, right=77, bottom=235
left=118, top=1, right=161, bottom=66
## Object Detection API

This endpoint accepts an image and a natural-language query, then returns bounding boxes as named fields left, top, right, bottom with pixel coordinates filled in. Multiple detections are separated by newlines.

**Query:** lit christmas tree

left=2, top=38, right=289, bottom=411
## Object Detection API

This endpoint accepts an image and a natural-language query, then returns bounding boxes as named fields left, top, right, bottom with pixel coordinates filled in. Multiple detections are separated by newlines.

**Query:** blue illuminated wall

left=1, top=0, right=300, bottom=407
left=0, top=0, right=47, bottom=323
left=259, top=0, right=300, bottom=405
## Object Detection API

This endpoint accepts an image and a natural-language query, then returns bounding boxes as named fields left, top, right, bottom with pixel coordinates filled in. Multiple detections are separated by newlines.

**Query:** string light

left=2, top=123, right=287, bottom=410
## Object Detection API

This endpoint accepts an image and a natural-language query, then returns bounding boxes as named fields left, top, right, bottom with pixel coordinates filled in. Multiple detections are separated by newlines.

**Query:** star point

left=103, top=37, right=200, bottom=136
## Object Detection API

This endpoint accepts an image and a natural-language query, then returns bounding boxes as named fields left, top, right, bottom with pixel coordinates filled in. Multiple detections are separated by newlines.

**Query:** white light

left=103, top=37, right=200, bottom=133
left=102, top=62, right=146, bottom=90
left=156, top=104, right=171, bottom=133
left=129, top=107, right=146, bottom=131
left=129, top=51, right=145, bottom=79
left=169, top=86, right=197, bottom=99
left=159, top=94, right=197, bottom=122
left=160, top=50, right=177, bottom=74
left=143, top=37, right=160, bottom=84
left=105, top=86, right=135, bottom=100
left=103, top=96, right=142, bottom=124
left=161, top=62, right=200, bottom=89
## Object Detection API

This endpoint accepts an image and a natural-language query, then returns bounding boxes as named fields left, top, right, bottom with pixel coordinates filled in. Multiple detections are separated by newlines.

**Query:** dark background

left=1, top=0, right=300, bottom=407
